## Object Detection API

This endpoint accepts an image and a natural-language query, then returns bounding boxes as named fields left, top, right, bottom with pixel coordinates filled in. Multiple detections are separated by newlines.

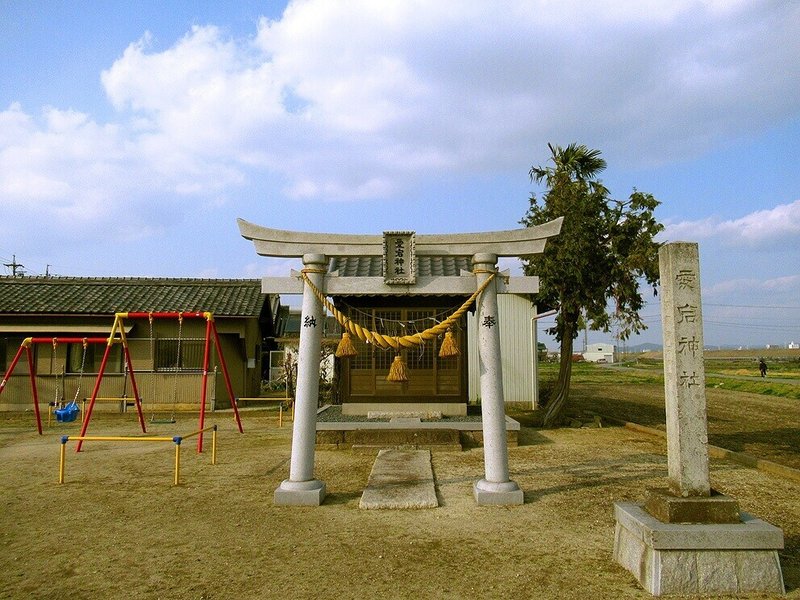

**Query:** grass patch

left=539, top=361, right=799, bottom=400
left=705, top=377, right=800, bottom=399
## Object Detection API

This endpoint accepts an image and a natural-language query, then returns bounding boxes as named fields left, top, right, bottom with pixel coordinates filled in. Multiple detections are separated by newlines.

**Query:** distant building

left=789, top=341, right=799, bottom=350
left=583, top=342, right=615, bottom=363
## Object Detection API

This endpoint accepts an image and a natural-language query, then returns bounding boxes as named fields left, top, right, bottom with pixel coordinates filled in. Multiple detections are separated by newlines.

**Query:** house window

left=67, top=343, right=123, bottom=374
left=0, top=338, right=7, bottom=373
left=268, top=351, right=284, bottom=381
left=155, top=338, right=205, bottom=372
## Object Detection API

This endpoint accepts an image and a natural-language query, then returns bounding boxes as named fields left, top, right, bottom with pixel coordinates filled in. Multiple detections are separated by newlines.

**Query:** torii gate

left=238, top=217, right=563, bottom=506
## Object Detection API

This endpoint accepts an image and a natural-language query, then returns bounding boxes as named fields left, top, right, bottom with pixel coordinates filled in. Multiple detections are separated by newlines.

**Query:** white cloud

left=2, top=0, right=799, bottom=234
left=706, top=275, right=800, bottom=297
left=96, top=0, right=800, bottom=199
left=663, top=200, right=800, bottom=247
left=718, top=201, right=800, bottom=243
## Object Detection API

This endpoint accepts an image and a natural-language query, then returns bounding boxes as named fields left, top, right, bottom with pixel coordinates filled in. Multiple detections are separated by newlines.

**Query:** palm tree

left=522, top=143, right=661, bottom=426
left=529, top=144, right=607, bottom=425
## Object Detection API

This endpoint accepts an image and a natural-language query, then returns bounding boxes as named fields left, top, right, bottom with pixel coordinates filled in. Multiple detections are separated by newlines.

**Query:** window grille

left=269, top=350, right=284, bottom=381
left=406, top=310, right=435, bottom=369
left=350, top=310, right=374, bottom=370
left=155, top=338, right=206, bottom=372
left=374, top=310, right=401, bottom=370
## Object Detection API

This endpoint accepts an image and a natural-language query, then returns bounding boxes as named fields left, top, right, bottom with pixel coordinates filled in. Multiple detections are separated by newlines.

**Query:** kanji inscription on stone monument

left=659, top=242, right=711, bottom=497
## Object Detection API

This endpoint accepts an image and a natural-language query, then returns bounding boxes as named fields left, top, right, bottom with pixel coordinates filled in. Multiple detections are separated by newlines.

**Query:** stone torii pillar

left=473, top=253, right=523, bottom=505
left=274, top=254, right=328, bottom=506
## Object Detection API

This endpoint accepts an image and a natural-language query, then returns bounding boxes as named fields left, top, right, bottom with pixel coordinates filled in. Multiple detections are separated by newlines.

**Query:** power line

left=703, top=320, right=799, bottom=332
left=705, top=303, right=800, bottom=310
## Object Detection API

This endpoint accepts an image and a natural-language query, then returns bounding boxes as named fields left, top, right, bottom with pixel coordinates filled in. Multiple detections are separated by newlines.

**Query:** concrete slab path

left=359, top=449, right=438, bottom=509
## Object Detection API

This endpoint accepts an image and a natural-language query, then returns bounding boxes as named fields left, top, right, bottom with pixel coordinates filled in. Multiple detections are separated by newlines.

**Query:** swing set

left=76, top=311, right=243, bottom=453
left=0, top=336, right=112, bottom=435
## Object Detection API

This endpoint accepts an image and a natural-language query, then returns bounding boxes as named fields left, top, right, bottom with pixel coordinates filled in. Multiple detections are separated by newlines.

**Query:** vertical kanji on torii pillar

left=472, top=253, right=524, bottom=505
left=274, top=253, right=328, bottom=505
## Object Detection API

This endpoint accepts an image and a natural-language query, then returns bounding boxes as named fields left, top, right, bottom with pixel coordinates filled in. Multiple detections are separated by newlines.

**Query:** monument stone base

left=473, top=478, right=524, bottom=506
left=274, top=479, right=327, bottom=506
left=644, top=487, right=740, bottom=524
left=613, top=502, right=785, bottom=596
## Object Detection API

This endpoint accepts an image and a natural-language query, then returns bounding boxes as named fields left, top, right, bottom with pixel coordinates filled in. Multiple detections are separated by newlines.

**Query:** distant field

left=622, top=348, right=800, bottom=373
left=536, top=361, right=800, bottom=470
left=589, top=350, right=800, bottom=398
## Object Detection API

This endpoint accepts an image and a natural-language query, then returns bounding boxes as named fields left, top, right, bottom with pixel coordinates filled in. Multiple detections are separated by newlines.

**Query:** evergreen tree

left=522, top=143, right=663, bottom=426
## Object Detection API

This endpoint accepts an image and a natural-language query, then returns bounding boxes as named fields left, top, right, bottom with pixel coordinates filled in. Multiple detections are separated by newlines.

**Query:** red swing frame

left=76, top=311, right=243, bottom=453
left=0, top=337, right=111, bottom=435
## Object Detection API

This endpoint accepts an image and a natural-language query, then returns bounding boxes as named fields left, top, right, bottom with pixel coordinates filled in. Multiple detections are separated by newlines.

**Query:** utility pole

left=3, top=254, right=25, bottom=277
left=583, top=313, right=588, bottom=353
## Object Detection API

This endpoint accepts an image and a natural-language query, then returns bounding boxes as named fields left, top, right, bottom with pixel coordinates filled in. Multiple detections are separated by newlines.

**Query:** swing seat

left=150, top=416, right=176, bottom=424
left=55, top=403, right=80, bottom=423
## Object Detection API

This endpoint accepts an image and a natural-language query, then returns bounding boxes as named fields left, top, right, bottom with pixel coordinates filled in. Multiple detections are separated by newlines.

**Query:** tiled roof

left=0, top=277, right=268, bottom=317
left=329, top=256, right=472, bottom=277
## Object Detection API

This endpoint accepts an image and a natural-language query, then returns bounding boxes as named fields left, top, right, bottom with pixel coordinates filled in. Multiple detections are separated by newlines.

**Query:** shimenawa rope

left=299, top=270, right=496, bottom=351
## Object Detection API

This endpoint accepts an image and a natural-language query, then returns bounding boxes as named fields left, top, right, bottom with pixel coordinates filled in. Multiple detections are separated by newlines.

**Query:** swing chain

left=71, top=338, right=88, bottom=405
left=52, top=339, right=63, bottom=407
left=171, top=315, right=184, bottom=414
left=148, top=312, right=156, bottom=407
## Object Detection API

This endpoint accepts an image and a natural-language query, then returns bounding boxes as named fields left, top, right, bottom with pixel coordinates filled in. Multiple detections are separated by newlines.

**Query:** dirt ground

left=1, top=408, right=798, bottom=600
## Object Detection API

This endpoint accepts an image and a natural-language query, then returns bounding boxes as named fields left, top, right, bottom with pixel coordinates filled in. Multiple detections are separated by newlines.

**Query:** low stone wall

left=315, top=405, right=520, bottom=450
left=316, top=428, right=518, bottom=450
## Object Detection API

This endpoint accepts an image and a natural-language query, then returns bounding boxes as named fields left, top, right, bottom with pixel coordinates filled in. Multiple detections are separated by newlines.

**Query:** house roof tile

left=0, top=277, right=268, bottom=317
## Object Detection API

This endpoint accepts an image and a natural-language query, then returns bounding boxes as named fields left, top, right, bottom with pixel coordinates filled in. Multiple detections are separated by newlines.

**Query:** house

left=583, top=342, right=615, bottom=363
left=0, top=276, right=278, bottom=413
left=328, top=256, right=541, bottom=415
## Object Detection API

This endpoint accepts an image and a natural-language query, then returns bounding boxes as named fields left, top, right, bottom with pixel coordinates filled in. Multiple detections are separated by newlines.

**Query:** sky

left=1, top=0, right=799, bottom=350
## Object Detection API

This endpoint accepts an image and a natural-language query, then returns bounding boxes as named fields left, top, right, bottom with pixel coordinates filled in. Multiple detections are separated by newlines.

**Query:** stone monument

left=613, top=242, right=785, bottom=596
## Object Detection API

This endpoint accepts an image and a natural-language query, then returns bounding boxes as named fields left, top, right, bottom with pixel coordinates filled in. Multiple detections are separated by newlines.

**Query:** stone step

left=359, top=449, right=439, bottom=510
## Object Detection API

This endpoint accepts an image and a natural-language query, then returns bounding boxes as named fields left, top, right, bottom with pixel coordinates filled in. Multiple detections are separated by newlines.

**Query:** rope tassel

left=387, top=354, right=409, bottom=382
left=335, top=332, right=358, bottom=358
left=438, top=329, right=460, bottom=358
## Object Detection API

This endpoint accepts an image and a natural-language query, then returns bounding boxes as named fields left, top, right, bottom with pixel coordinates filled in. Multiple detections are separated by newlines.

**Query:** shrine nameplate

left=383, top=231, right=416, bottom=285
